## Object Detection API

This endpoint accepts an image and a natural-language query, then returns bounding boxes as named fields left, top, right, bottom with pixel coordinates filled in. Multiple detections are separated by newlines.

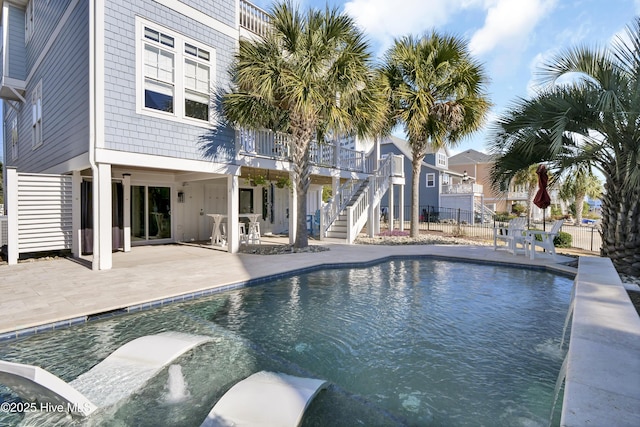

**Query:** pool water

left=0, top=259, right=571, bottom=426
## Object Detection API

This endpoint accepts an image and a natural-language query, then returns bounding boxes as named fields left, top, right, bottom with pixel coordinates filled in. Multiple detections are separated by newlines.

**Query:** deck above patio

left=236, top=128, right=374, bottom=173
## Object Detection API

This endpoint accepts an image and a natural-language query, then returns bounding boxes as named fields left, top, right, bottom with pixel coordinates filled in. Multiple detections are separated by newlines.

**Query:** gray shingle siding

left=380, top=144, right=440, bottom=212
left=14, top=0, right=89, bottom=172
left=103, top=0, right=237, bottom=162
left=7, top=4, right=27, bottom=80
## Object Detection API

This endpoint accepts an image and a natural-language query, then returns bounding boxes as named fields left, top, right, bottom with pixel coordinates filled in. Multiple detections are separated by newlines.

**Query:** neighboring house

left=380, top=136, right=481, bottom=223
left=1, top=0, right=399, bottom=269
left=449, top=149, right=556, bottom=220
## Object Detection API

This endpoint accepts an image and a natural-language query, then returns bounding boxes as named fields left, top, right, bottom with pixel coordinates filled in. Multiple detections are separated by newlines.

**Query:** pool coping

left=0, top=253, right=575, bottom=342
left=560, top=257, right=640, bottom=427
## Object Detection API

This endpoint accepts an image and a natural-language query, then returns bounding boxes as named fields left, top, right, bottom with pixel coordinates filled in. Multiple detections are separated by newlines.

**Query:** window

left=25, top=0, right=34, bottom=43
left=184, top=43, right=210, bottom=121
left=144, top=28, right=175, bottom=113
left=426, top=173, right=435, bottom=187
left=32, top=81, right=42, bottom=149
left=437, top=152, right=447, bottom=168
left=442, top=173, right=449, bottom=185
left=10, top=117, right=18, bottom=160
left=137, top=18, right=214, bottom=124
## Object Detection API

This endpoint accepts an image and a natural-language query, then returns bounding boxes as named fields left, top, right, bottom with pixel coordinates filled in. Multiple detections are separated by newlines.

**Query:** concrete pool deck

left=0, top=239, right=576, bottom=336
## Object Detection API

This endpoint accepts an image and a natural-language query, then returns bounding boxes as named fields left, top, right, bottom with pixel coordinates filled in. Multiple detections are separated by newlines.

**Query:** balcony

left=236, top=128, right=371, bottom=173
left=0, top=45, right=27, bottom=102
left=442, top=183, right=483, bottom=194
left=239, top=0, right=270, bottom=38
left=507, top=191, right=529, bottom=200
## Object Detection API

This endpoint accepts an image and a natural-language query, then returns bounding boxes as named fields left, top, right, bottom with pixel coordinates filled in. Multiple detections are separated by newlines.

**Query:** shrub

left=494, top=212, right=514, bottom=222
left=554, top=231, right=572, bottom=248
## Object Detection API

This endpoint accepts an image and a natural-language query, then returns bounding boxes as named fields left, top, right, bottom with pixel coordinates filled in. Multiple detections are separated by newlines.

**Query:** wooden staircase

left=325, top=179, right=369, bottom=239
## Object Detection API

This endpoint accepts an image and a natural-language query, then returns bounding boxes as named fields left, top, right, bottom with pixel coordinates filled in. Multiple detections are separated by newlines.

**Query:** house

left=380, top=136, right=482, bottom=224
left=448, top=149, right=553, bottom=220
left=1, top=0, right=402, bottom=269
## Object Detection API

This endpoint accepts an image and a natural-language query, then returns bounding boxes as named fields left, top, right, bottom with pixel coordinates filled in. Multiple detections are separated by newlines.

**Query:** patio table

left=207, top=214, right=226, bottom=246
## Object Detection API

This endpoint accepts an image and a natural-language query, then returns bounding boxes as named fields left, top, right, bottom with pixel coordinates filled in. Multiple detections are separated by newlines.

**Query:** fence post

left=6, top=167, right=18, bottom=265
left=590, top=226, right=594, bottom=252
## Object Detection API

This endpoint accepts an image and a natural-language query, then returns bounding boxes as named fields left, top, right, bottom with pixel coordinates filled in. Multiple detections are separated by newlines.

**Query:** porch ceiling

left=240, top=167, right=333, bottom=185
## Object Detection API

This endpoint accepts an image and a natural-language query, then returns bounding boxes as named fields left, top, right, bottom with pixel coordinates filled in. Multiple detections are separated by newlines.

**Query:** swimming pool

left=0, top=259, right=571, bottom=426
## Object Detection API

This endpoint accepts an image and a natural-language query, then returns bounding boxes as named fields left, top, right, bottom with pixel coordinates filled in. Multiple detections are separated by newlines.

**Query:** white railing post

left=6, top=167, right=18, bottom=265
left=368, top=182, right=375, bottom=237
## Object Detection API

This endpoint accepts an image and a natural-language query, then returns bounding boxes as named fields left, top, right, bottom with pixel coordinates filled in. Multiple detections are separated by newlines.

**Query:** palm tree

left=559, top=169, right=603, bottom=224
left=489, top=18, right=640, bottom=275
left=224, top=1, right=386, bottom=248
left=513, top=164, right=539, bottom=224
left=380, top=33, right=490, bottom=237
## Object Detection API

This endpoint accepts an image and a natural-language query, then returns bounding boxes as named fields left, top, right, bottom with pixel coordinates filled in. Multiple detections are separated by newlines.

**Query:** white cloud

left=343, top=0, right=481, bottom=52
left=469, top=0, right=557, bottom=56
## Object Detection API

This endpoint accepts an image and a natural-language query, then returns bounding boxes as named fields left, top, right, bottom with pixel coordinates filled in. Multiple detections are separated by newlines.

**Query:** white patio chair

left=493, top=217, right=527, bottom=254
left=524, top=219, right=564, bottom=260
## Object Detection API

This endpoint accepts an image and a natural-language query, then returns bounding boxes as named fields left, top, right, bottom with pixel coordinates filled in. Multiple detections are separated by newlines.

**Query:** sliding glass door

left=131, top=185, right=172, bottom=242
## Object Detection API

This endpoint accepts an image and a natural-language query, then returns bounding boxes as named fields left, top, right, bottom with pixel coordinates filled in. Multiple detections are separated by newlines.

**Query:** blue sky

left=1, top=1, right=637, bottom=163
left=250, top=0, right=639, bottom=155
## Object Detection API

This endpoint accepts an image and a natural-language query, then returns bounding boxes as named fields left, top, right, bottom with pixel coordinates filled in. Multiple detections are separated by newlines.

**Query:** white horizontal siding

left=16, top=173, right=72, bottom=253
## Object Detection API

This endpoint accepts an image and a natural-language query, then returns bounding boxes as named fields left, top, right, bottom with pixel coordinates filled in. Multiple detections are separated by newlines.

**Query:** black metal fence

left=381, top=205, right=603, bottom=253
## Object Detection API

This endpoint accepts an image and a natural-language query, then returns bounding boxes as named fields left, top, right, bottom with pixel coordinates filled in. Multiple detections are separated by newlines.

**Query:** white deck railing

left=442, top=183, right=483, bottom=194
left=236, top=128, right=370, bottom=172
left=239, top=0, right=270, bottom=37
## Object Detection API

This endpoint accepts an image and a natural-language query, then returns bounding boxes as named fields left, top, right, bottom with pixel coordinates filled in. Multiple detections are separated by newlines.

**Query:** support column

left=122, top=173, right=131, bottom=252
left=71, top=171, right=82, bottom=258
left=374, top=136, right=381, bottom=171
left=6, top=167, right=18, bottom=265
left=367, top=184, right=375, bottom=237
left=388, top=184, right=395, bottom=231
left=93, top=163, right=112, bottom=270
left=398, top=185, right=405, bottom=232
left=289, top=171, right=297, bottom=244
left=227, top=174, right=239, bottom=253
left=331, top=176, right=339, bottom=201
left=316, top=186, right=323, bottom=237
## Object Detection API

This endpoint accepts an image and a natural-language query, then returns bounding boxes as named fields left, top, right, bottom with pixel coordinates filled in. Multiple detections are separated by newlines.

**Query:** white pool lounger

left=201, top=371, right=327, bottom=427
left=0, top=331, right=213, bottom=417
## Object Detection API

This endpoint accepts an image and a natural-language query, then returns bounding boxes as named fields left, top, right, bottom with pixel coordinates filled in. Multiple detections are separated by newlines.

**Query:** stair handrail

left=345, top=155, right=394, bottom=242
left=321, top=178, right=362, bottom=236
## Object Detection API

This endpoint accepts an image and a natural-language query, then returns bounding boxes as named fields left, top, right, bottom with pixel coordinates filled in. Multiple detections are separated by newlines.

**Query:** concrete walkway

left=0, top=238, right=575, bottom=336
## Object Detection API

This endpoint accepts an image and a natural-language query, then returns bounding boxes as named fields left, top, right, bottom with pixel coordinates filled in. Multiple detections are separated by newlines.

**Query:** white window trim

left=25, top=0, right=34, bottom=43
left=135, top=17, right=216, bottom=127
left=31, top=80, right=43, bottom=150
left=437, top=152, right=447, bottom=168
left=426, top=172, right=435, bottom=188
left=10, top=117, right=18, bottom=160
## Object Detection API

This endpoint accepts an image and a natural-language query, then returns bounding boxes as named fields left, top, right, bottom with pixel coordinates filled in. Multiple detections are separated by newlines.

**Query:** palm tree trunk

left=574, top=191, right=586, bottom=225
left=600, top=179, right=640, bottom=276
left=289, top=115, right=314, bottom=249
left=411, top=156, right=421, bottom=238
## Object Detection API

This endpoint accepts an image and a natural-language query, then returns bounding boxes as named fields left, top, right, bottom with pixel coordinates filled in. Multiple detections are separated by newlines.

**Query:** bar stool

left=247, top=222, right=261, bottom=245
left=239, top=223, right=248, bottom=245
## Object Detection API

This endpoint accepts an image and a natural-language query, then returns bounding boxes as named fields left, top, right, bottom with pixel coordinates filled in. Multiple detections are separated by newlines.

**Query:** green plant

left=554, top=231, right=572, bottom=248
left=275, top=176, right=291, bottom=189
left=494, top=212, right=515, bottom=222
left=511, top=203, right=526, bottom=216
left=322, top=186, right=332, bottom=202
left=550, top=204, right=563, bottom=217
